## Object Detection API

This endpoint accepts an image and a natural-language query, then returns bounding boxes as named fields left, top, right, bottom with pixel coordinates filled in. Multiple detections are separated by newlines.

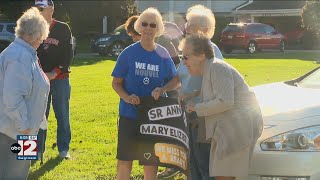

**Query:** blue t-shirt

left=177, top=41, right=223, bottom=103
left=112, top=42, right=177, bottom=120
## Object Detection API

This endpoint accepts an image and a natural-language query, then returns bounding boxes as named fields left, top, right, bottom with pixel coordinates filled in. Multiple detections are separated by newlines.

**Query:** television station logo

left=11, top=135, right=38, bottom=160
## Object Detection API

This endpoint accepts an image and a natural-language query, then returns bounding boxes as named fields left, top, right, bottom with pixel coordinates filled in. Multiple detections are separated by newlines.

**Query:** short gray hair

left=186, top=5, right=216, bottom=39
left=15, top=7, right=49, bottom=41
left=134, top=7, right=164, bottom=37
left=179, top=33, right=214, bottom=59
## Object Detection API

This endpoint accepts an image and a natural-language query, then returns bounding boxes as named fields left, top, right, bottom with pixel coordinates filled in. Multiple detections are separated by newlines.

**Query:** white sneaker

left=59, top=151, right=71, bottom=160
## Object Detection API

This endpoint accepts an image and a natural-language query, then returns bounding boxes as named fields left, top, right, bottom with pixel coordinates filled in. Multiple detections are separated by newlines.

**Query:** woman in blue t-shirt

left=111, top=7, right=176, bottom=180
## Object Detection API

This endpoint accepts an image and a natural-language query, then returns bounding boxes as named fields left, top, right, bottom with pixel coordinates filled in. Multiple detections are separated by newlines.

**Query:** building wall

left=136, top=0, right=247, bottom=14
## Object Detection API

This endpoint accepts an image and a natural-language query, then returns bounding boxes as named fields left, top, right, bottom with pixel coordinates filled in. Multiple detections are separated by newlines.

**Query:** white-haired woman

left=111, top=7, right=176, bottom=180
left=0, top=7, right=50, bottom=179
left=153, top=4, right=223, bottom=179
left=181, top=34, right=263, bottom=180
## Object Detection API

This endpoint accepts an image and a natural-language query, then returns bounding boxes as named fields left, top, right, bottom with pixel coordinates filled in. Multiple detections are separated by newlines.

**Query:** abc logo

left=10, top=143, right=22, bottom=153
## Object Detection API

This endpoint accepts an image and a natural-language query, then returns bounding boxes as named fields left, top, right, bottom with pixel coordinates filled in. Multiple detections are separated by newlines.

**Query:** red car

left=219, top=23, right=286, bottom=54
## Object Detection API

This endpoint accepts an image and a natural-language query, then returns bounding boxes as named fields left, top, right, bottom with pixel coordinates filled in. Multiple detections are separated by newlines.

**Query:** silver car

left=238, top=67, right=320, bottom=180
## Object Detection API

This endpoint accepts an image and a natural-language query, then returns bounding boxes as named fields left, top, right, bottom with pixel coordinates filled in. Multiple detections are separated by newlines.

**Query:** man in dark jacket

left=35, top=0, right=73, bottom=160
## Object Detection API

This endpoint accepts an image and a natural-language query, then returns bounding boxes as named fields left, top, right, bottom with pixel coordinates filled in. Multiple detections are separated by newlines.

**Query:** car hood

left=253, top=82, right=320, bottom=137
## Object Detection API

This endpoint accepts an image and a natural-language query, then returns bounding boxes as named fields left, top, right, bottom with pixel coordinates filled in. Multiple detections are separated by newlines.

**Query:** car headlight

left=98, top=37, right=110, bottom=42
left=261, top=125, right=320, bottom=151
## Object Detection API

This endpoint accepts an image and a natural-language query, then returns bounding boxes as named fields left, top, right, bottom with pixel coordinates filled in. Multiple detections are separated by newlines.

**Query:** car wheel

left=110, top=42, right=124, bottom=57
left=224, top=47, right=232, bottom=54
left=247, top=41, right=256, bottom=54
left=279, top=40, right=285, bottom=52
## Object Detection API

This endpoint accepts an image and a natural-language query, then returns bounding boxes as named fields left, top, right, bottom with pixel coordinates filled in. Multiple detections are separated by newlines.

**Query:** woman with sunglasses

left=181, top=34, right=263, bottom=180
left=111, top=7, right=176, bottom=180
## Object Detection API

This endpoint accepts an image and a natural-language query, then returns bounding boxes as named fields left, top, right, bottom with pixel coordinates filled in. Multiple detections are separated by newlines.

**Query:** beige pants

left=209, top=140, right=254, bottom=177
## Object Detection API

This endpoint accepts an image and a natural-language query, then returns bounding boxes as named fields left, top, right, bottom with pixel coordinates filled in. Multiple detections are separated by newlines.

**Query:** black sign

left=137, top=96, right=189, bottom=174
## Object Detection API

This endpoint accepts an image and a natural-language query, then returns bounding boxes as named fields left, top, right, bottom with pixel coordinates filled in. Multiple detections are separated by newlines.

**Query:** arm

left=152, top=73, right=181, bottom=100
left=3, top=60, right=32, bottom=132
left=166, top=41, right=180, bottom=66
left=179, top=90, right=200, bottom=102
left=194, top=63, right=234, bottom=117
left=112, top=77, right=140, bottom=105
left=55, top=24, right=73, bottom=74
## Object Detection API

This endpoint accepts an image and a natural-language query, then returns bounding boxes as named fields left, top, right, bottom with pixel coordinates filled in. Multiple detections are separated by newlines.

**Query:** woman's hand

left=178, top=92, right=189, bottom=102
left=124, top=94, right=140, bottom=105
left=45, top=71, right=57, bottom=80
left=185, top=103, right=195, bottom=113
left=18, top=128, right=31, bottom=135
left=152, top=87, right=165, bottom=100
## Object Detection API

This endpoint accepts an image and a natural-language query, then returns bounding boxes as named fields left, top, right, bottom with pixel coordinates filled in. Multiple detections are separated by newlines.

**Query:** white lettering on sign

left=140, top=124, right=189, bottom=148
left=148, top=105, right=182, bottom=121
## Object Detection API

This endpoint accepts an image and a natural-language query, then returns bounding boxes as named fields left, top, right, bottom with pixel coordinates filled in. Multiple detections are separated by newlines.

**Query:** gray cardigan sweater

left=194, top=58, right=263, bottom=159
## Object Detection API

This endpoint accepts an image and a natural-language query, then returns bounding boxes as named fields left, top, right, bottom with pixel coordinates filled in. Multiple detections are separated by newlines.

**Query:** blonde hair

left=186, top=4, right=216, bottom=39
left=134, top=7, right=164, bottom=37
left=15, top=7, right=49, bottom=42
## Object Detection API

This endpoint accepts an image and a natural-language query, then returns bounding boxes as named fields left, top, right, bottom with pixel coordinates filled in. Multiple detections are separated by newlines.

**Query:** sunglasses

left=141, top=22, right=157, bottom=28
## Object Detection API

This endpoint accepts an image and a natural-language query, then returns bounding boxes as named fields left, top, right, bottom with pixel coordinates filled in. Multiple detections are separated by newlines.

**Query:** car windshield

left=298, top=68, right=320, bottom=89
left=222, top=25, right=244, bottom=33
left=113, top=25, right=125, bottom=35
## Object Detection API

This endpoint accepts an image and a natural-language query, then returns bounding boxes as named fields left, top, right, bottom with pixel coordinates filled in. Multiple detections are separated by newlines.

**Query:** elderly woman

left=0, top=7, right=50, bottom=179
left=153, top=4, right=222, bottom=179
left=181, top=34, right=263, bottom=180
left=111, top=8, right=176, bottom=180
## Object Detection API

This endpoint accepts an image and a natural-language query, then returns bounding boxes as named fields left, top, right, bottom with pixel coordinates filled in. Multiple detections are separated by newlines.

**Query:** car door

left=263, top=25, right=279, bottom=48
left=250, top=25, right=266, bottom=49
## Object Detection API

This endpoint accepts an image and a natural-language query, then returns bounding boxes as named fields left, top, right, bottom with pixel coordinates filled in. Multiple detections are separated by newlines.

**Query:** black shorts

left=116, top=116, right=140, bottom=161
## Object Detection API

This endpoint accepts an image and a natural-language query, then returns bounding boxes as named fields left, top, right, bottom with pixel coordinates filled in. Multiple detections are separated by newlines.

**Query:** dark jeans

left=0, top=133, right=30, bottom=180
left=38, top=78, right=71, bottom=153
left=188, top=113, right=215, bottom=180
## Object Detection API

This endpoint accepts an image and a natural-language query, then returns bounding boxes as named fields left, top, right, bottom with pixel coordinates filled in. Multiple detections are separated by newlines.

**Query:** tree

left=0, top=0, right=33, bottom=20
left=301, top=0, right=320, bottom=39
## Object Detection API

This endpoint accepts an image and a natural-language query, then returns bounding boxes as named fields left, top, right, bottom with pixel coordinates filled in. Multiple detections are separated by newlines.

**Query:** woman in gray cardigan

left=180, top=34, right=263, bottom=180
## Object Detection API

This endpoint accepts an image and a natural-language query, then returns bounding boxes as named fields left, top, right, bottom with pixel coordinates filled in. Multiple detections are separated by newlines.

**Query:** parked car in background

left=220, top=23, right=286, bottom=54
left=0, top=22, right=16, bottom=52
left=237, top=67, right=320, bottom=180
left=91, top=22, right=184, bottom=57
left=90, top=25, right=134, bottom=57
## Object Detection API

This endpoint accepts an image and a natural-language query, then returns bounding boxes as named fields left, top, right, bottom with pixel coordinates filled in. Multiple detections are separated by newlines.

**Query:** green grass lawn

left=28, top=52, right=319, bottom=180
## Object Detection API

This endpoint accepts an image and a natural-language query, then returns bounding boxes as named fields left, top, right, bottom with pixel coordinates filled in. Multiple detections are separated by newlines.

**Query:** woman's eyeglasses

left=141, top=22, right=157, bottom=28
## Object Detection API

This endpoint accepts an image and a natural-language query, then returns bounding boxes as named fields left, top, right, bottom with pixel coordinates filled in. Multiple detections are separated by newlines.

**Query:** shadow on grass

left=223, top=51, right=320, bottom=61
left=71, top=55, right=117, bottom=67
left=27, top=156, right=63, bottom=180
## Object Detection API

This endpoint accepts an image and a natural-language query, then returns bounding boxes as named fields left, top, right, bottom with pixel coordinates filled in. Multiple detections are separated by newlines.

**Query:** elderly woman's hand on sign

left=185, top=103, right=195, bottom=113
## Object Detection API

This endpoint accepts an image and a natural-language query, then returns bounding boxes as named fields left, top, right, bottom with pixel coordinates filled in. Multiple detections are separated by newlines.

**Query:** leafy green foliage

left=301, top=0, right=320, bottom=38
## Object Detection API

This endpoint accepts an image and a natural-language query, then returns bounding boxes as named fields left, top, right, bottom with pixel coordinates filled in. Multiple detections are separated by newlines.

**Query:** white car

left=238, top=67, right=320, bottom=180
